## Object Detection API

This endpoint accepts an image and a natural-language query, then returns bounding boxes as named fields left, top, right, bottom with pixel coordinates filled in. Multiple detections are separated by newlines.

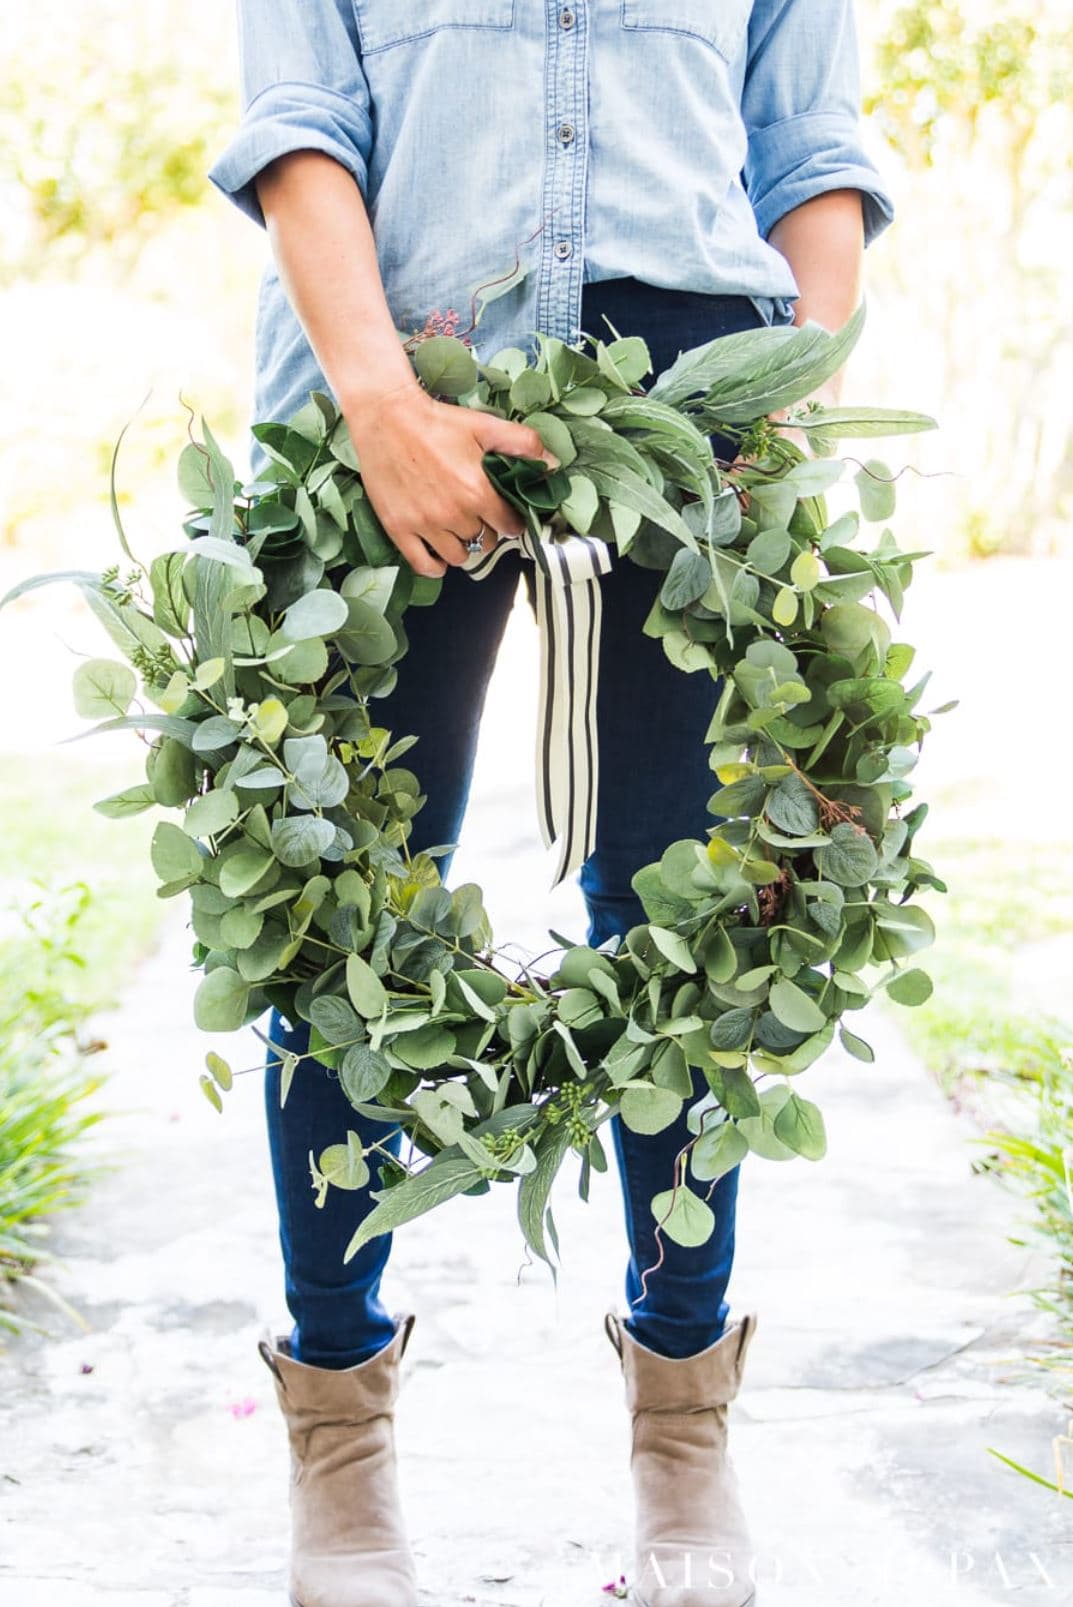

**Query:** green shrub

left=0, top=883, right=108, bottom=1334
left=973, top=1036, right=1073, bottom=1360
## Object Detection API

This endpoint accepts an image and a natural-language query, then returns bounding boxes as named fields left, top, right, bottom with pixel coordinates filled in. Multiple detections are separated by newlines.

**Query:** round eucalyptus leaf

left=768, top=977, right=827, bottom=1033
left=219, top=904, right=264, bottom=950
left=855, top=460, right=896, bottom=521
left=690, top=1118, right=748, bottom=1182
left=340, top=1043, right=393, bottom=1105
left=710, top=1008, right=754, bottom=1050
left=309, top=994, right=363, bottom=1045
left=765, top=773, right=820, bottom=835
left=886, top=967, right=933, bottom=1006
left=193, top=967, right=250, bottom=1032
left=619, top=1083, right=683, bottom=1135
left=151, top=821, right=202, bottom=883
left=815, top=821, right=880, bottom=886
left=772, top=1091, right=827, bottom=1160
left=219, top=845, right=274, bottom=898
left=413, top=334, right=479, bottom=397
left=650, top=1184, right=715, bottom=1247
left=73, top=658, right=137, bottom=719
left=94, top=784, right=155, bottom=819
left=318, top=1136, right=370, bottom=1191
left=660, top=548, right=713, bottom=611
left=393, top=1023, right=457, bottom=1069
left=271, top=815, right=336, bottom=868
left=346, top=952, right=388, bottom=1018
left=281, top=588, right=350, bottom=641
left=184, top=788, right=239, bottom=839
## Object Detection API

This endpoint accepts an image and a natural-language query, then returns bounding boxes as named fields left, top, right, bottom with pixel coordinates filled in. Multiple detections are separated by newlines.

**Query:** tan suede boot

left=258, top=1310, right=419, bottom=1607
left=604, top=1310, right=760, bottom=1607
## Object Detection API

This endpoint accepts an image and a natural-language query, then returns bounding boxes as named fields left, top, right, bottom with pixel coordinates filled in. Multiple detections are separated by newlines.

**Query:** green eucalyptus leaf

left=344, top=1154, right=487, bottom=1261
left=690, top=1118, right=748, bottom=1182
left=151, top=821, right=202, bottom=883
left=855, top=460, right=896, bottom=521
left=772, top=1091, right=827, bottom=1160
left=73, top=659, right=137, bottom=719
left=650, top=1184, right=715, bottom=1247
left=886, top=968, right=933, bottom=1006
left=94, top=784, right=156, bottom=819
left=619, top=1082, right=684, bottom=1135
left=193, top=967, right=250, bottom=1031
left=271, top=815, right=335, bottom=868
left=346, top=952, right=388, bottom=1018
left=340, top=1043, right=393, bottom=1104
left=768, top=978, right=827, bottom=1034
left=648, top=926, right=696, bottom=973
left=219, top=845, right=274, bottom=897
left=184, top=788, right=239, bottom=839
left=815, top=822, right=880, bottom=886
left=282, top=588, right=350, bottom=640
left=765, top=774, right=819, bottom=836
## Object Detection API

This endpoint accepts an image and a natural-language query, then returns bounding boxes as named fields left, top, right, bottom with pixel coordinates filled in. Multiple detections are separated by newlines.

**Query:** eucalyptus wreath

left=2, top=301, right=949, bottom=1273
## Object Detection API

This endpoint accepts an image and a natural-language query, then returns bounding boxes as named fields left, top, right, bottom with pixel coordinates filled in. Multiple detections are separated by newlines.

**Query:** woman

left=207, top=5, right=893, bottom=1604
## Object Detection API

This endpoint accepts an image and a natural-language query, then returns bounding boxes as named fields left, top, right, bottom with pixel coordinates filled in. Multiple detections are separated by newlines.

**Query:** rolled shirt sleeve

left=741, top=0, right=895, bottom=247
left=207, top=0, right=374, bottom=228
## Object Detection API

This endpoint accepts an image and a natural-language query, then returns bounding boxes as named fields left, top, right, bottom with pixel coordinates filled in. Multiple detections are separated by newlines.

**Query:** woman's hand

left=344, top=382, right=560, bottom=578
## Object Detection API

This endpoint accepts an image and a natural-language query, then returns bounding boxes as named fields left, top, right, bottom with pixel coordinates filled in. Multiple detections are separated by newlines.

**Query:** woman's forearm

left=249, top=149, right=552, bottom=579
left=767, top=189, right=865, bottom=402
left=254, top=151, right=421, bottom=428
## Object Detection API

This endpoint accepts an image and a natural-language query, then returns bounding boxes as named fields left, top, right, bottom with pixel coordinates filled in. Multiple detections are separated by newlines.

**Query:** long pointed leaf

left=786, top=406, right=938, bottom=439
left=0, top=570, right=104, bottom=610
left=60, top=712, right=199, bottom=746
left=699, top=306, right=867, bottom=423
left=584, top=464, right=697, bottom=548
left=651, top=305, right=867, bottom=424
left=517, top=1121, right=574, bottom=1272
left=344, top=1154, right=486, bottom=1261
left=109, top=392, right=152, bottom=570
left=201, top=416, right=238, bottom=544
left=648, top=324, right=799, bottom=408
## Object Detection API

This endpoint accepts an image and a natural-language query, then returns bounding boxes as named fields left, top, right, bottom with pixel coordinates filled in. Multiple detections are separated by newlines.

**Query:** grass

left=880, top=832, right=1073, bottom=1403
left=0, top=751, right=167, bottom=1332
left=0, top=753, right=164, bottom=1006
left=0, top=884, right=108, bottom=1332
left=886, top=835, right=1073, bottom=1097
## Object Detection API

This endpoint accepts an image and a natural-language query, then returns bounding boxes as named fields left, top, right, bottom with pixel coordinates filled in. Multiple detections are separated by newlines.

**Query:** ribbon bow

left=462, top=523, right=613, bottom=888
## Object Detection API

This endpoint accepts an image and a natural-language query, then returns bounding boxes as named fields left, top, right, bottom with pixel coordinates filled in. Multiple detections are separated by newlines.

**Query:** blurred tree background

left=860, top=0, right=1073, bottom=559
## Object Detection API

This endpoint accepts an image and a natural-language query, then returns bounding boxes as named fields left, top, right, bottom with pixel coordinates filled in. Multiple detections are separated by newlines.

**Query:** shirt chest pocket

left=619, top=0, right=751, bottom=62
left=351, top=0, right=515, bottom=53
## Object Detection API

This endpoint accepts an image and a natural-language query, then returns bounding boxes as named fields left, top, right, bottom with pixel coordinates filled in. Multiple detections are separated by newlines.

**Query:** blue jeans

left=264, top=277, right=787, bottom=1368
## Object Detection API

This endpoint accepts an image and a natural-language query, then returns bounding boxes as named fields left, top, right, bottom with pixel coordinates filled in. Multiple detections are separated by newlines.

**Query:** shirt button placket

left=539, top=0, right=587, bottom=346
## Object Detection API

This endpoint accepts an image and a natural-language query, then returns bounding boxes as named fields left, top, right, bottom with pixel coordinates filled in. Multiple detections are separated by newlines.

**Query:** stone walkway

left=3, top=568, right=1072, bottom=1606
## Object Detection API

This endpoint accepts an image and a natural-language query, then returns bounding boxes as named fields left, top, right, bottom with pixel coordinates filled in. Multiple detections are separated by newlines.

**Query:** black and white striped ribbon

left=462, top=522, right=614, bottom=888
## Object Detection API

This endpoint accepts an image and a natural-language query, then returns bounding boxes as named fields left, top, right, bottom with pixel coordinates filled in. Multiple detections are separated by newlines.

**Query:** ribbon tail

left=533, top=558, right=605, bottom=891
left=465, top=523, right=611, bottom=891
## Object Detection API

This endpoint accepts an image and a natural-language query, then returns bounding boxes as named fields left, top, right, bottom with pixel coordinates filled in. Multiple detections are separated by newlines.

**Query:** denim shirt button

left=559, top=7, right=576, bottom=28
left=557, top=121, right=575, bottom=146
left=554, top=239, right=573, bottom=260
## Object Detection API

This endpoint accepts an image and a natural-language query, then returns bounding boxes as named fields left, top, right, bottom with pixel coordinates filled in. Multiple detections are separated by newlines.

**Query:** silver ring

left=464, top=520, right=489, bottom=554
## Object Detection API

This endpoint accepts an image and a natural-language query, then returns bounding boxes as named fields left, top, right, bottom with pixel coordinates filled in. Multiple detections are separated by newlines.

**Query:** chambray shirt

left=207, top=1, right=894, bottom=471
